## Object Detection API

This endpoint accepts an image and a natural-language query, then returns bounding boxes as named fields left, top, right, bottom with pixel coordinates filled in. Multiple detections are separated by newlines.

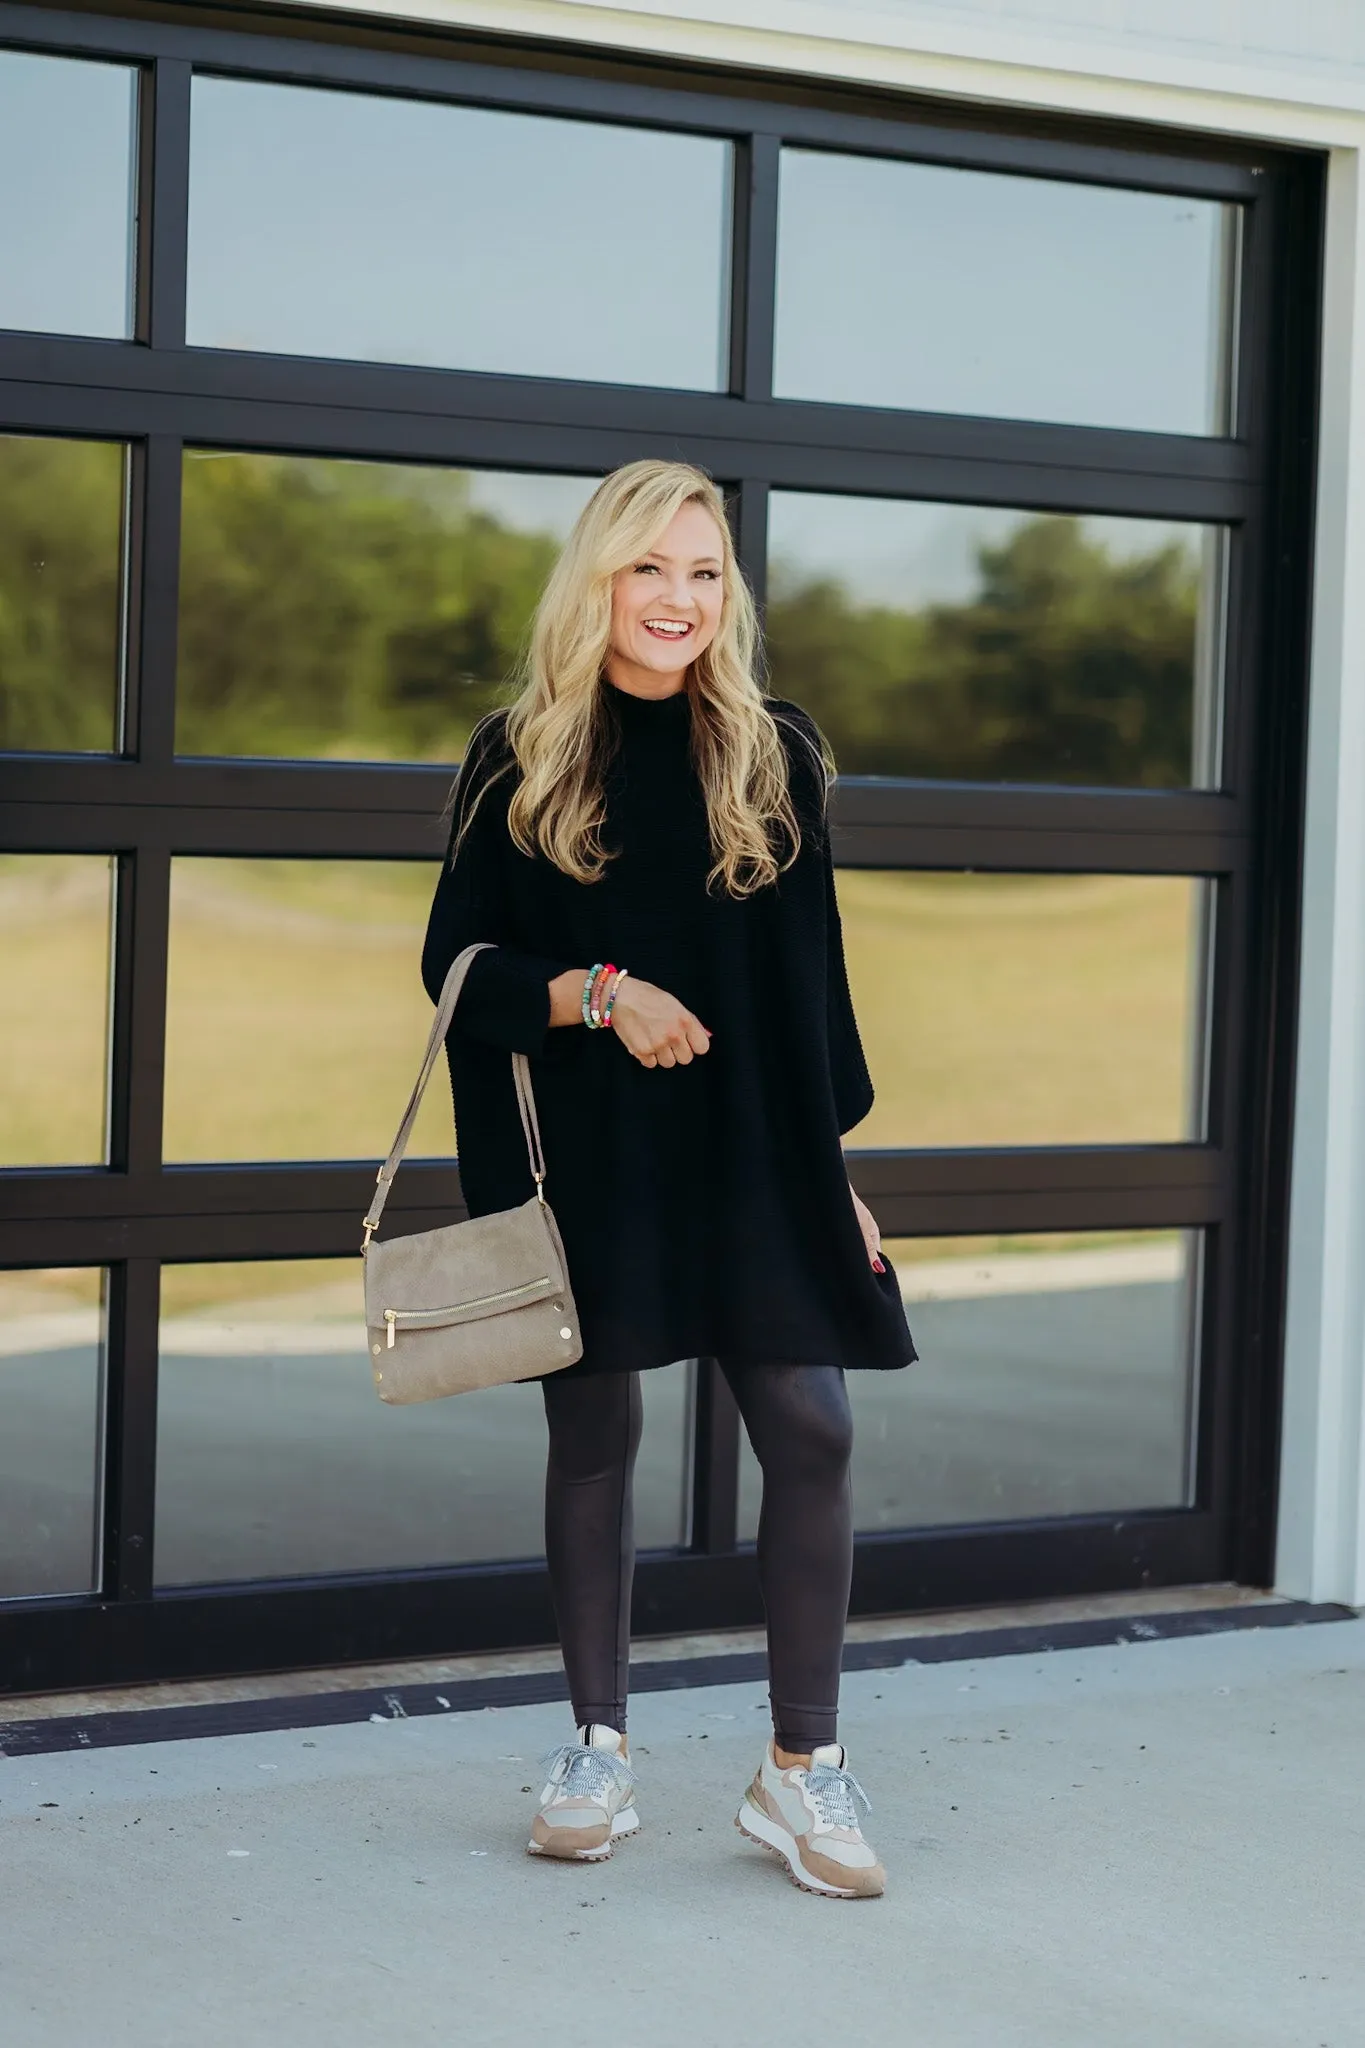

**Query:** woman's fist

left=609, top=976, right=711, bottom=1068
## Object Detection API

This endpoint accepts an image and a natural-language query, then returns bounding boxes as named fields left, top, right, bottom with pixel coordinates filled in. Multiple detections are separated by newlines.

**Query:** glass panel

left=166, top=858, right=467, bottom=1163
left=774, top=149, right=1238, bottom=435
left=0, top=51, right=137, bottom=340
left=0, top=1268, right=106, bottom=1598
left=767, top=494, right=1225, bottom=788
left=155, top=1260, right=691, bottom=1583
left=187, top=78, right=732, bottom=389
left=176, top=454, right=596, bottom=762
left=0, top=855, right=114, bottom=1166
left=740, top=1231, right=1201, bottom=1538
left=842, top=872, right=1210, bottom=1150
left=0, top=434, right=128, bottom=754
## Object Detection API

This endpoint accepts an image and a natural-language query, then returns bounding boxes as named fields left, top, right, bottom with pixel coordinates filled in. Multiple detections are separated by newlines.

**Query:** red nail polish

left=873, top=1256, right=886, bottom=1272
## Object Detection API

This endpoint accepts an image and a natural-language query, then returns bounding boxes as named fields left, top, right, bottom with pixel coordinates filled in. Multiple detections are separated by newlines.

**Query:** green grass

left=162, top=860, right=453, bottom=1163
left=842, top=870, right=1201, bottom=1149
left=0, top=856, right=112, bottom=1166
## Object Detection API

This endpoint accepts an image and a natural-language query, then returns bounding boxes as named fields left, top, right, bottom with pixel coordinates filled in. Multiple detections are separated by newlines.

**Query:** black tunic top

left=421, top=680, right=916, bottom=1377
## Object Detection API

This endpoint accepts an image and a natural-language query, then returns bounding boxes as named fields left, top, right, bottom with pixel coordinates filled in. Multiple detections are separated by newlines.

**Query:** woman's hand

left=850, top=1181, right=886, bottom=1272
left=609, top=975, right=711, bottom=1068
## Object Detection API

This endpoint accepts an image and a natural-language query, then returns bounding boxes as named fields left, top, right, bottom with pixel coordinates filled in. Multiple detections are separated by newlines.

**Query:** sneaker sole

left=526, top=1803, right=641, bottom=1862
left=734, top=1799, right=879, bottom=1901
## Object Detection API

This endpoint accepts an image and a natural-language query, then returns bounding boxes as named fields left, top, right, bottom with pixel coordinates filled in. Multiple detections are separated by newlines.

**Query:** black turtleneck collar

left=604, top=678, right=693, bottom=727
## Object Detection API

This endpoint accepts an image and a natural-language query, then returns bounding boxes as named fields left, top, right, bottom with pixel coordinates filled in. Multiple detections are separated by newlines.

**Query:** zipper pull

left=384, top=1310, right=397, bottom=1349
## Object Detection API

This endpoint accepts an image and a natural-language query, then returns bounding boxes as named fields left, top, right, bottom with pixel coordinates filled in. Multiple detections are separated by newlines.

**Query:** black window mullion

left=734, top=478, right=769, bottom=613
left=689, top=1359, right=740, bottom=1555
left=0, top=1143, right=1229, bottom=1267
left=1213, top=520, right=1250, bottom=797
left=731, top=131, right=779, bottom=402
left=130, top=433, right=182, bottom=767
left=1227, top=157, right=1323, bottom=1586
left=1232, top=182, right=1276, bottom=452
left=100, top=1257, right=160, bottom=1601
left=143, top=57, right=191, bottom=352
left=1202, top=871, right=1243, bottom=1155
left=0, top=333, right=1263, bottom=505
left=107, top=844, right=171, bottom=1179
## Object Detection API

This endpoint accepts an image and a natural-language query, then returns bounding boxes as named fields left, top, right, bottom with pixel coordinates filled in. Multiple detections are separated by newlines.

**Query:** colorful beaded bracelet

left=581, top=964, right=604, bottom=1028
left=601, top=968, right=628, bottom=1029
left=589, top=962, right=617, bottom=1028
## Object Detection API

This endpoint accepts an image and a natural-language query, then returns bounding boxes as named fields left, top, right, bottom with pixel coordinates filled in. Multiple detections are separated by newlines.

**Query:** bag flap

left=364, top=1194, right=567, bottom=1325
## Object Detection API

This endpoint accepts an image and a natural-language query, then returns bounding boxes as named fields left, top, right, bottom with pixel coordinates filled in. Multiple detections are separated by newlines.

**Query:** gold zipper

left=382, top=1276, right=552, bottom=1348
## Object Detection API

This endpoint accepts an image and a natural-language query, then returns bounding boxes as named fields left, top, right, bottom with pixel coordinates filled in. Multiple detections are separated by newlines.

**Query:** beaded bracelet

left=589, top=962, right=617, bottom=1028
left=601, top=968, right=628, bottom=1030
left=581, top=963, right=604, bottom=1028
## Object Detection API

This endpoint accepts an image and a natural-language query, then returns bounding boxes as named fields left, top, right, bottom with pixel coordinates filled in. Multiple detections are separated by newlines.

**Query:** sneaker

left=527, top=1723, right=640, bottom=1862
left=736, top=1740, right=885, bottom=1898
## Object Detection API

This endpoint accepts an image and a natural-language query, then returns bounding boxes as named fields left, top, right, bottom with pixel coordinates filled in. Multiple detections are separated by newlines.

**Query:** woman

left=422, top=460, right=915, bottom=1900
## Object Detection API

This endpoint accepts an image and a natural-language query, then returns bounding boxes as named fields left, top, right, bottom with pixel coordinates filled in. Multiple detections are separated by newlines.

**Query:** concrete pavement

left=2, top=1614, right=1361, bottom=2047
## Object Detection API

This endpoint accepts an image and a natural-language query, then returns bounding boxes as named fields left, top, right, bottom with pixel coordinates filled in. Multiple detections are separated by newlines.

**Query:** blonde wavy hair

left=455, top=459, right=829, bottom=897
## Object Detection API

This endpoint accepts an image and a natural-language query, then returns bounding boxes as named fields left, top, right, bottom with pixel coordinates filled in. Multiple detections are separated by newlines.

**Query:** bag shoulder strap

left=362, top=943, right=547, bottom=1249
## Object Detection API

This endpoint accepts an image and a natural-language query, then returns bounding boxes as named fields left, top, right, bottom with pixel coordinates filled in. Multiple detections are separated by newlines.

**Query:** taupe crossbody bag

left=361, top=942, right=583, bottom=1403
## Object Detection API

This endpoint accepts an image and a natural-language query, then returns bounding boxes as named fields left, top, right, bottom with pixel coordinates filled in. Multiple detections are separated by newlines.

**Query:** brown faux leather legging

left=541, top=1363, right=854, bottom=1752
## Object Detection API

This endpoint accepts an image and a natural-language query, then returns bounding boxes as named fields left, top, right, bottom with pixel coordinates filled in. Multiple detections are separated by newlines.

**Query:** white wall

left=263, top=0, right=1365, bottom=1604
left=1277, top=149, right=1365, bottom=1607
left=283, top=0, right=1365, bottom=125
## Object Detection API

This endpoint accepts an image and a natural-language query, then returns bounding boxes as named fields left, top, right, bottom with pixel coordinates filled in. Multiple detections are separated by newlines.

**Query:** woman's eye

left=633, top=562, right=660, bottom=574
left=695, top=569, right=719, bottom=581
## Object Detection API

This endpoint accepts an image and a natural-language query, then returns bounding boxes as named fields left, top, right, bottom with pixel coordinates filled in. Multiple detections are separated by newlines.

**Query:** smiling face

left=605, top=498, right=727, bottom=699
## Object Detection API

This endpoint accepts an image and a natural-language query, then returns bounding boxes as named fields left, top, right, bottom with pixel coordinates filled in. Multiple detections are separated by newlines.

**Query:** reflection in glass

left=187, top=78, right=732, bottom=389
left=176, top=455, right=597, bottom=761
left=768, top=493, right=1225, bottom=787
left=0, top=1268, right=106, bottom=1598
left=839, top=873, right=1210, bottom=1150
left=774, top=149, right=1238, bottom=435
left=0, top=856, right=114, bottom=1166
left=154, top=1260, right=691, bottom=1582
left=164, top=859, right=468, bottom=1163
left=0, top=435, right=128, bottom=754
left=739, top=1230, right=1200, bottom=1539
left=0, top=51, right=137, bottom=340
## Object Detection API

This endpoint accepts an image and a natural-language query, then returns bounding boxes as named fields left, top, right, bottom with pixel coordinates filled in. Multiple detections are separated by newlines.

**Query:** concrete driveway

left=1, top=1614, right=1361, bottom=2047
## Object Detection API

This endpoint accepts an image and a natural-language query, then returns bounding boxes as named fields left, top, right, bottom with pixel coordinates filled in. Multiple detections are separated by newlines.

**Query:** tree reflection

left=768, top=515, right=1202, bottom=786
left=0, top=436, right=124, bottom=753
left=0, top=442, right=1206, bottom=786
left=177, top=456, right=560, bottom=760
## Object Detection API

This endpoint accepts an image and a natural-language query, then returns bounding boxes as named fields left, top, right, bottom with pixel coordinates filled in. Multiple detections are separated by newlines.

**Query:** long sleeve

left=775, top=698, right=875, bottom=1138
left=420, top=716, right=576, bottom=1057
left=823, top=830, right=875, bottom=1136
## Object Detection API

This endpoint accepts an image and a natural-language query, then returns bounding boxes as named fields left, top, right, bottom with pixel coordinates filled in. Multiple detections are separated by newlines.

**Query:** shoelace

left=804, top=1757, right=871, bottom=1831
left=540, top=1741, right=636, bottom=1805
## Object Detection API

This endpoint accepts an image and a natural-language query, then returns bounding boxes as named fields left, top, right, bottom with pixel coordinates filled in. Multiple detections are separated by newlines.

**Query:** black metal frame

left=0, top=0, right=1323, bottom=1695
